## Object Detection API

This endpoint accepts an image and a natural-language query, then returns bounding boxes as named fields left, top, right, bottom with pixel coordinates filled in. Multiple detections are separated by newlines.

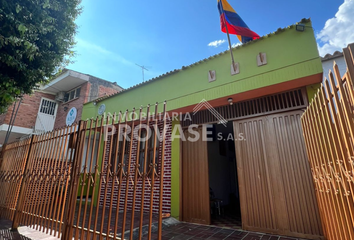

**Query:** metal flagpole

left=222, top=15, right=237, bottom=72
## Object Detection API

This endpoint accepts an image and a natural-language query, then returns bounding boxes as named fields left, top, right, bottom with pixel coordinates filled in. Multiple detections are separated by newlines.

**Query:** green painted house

left=80, top=19, right=324, bottom=239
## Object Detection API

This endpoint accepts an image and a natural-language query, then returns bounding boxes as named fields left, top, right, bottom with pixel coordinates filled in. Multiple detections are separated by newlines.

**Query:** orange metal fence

left=0, top=138, right=32, bottom=220
left=302, top=43, right=354, bottom=240
left=15, top=124, right=79, bottom=237
left=0, top=102, right=168, bottom=240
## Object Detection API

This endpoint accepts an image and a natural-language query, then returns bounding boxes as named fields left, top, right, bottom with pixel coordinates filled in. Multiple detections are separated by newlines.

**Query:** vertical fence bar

left=4, top=142, right=19, bottom=219
left=75, top=119, right=93, bottom=240
left=30, top=133, right=49, bottom=227
left=344, top=44, right=354, bottom=87
left=55, top=124, right=75, bottom=237
left=80, top=118, right=99, bottom=239
left=334, top=63, right=354, bottom=146
left=147, top=103, right=159, bottom=240
left=35, top=131, right=56, bottom=230
left=11, top=135, right=35, bottom=230
left=62, top=121, right=84, bottom=240
left=1, top=143, right=17, bottom=220
left=92, top=114, right=109, bottom=240
left=112, top=110, right=128, bottom=239
left=129, top=107, right=143, bottom=240
left=121, top=108, right=136, bottom=238
left=71, top=121, right=88, bottom=240
left=22, top=134, right=43, bottom=226
left=106, top=112, right=122, bottom=239
left=98, top=113, right=116, bottom=240
left=158, top=101, right=167, bottom=240
left=138, top=105, right=151, bottom=240
left=86, top=116, right=104, bottom=240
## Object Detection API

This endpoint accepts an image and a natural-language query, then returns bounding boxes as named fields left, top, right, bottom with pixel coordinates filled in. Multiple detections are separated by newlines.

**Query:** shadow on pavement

left=0, top=219, right=31, bottom=240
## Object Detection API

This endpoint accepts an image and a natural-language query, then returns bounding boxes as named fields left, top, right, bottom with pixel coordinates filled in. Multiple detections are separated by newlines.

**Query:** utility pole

left=135, top=64, right=149, bottom=82
left=4, top=98, right=22, bottom=147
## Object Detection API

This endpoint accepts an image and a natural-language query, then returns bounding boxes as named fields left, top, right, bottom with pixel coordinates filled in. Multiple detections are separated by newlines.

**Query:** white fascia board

left=40, top=70, right=89, bottom=92
left=39, top=71, right=71, bottom=91
left=0, top=124, right=33, bottom=135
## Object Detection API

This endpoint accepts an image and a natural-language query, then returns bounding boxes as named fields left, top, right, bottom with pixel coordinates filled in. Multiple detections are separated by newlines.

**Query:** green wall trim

left=81, top=21, right=322, bottom=120
left=306, top=83, right=321, bottom=103
left=171, top=120, right=181, bottom=219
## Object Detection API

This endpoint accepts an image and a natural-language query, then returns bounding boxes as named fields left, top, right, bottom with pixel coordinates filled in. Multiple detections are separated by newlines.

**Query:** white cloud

left=208, top=40, right=226, bottom=47
left=75, top=38, right=134, bottom=66
left=228, top=43, right=242, bottom=49
left=317, top=0, right=354, bottom=56
left=232, top=43, right=241, bottom=48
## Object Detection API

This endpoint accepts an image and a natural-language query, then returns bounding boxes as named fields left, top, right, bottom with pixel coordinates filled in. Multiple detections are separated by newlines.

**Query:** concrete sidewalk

left=0, top=219, right=59, bottom=240
left=0, top=219, right=29, bottom=240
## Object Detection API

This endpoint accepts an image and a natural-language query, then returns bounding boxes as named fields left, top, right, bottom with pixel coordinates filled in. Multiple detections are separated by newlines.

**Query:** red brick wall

left=98, top=85, right=119, bottom=98
left=54, top=82, right=90, bottom=129
left=0, top=92, right=55, bottom=129
left=0, top=113, right=6, bottom=126
left=99, top=120, right=172, bottom=214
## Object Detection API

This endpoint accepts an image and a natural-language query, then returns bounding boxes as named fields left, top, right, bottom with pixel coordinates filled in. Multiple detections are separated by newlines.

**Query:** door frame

left=36, top=97, right=59, bottom=130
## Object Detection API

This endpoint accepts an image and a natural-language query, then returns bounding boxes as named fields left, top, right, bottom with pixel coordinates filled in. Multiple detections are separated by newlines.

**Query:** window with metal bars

left=110, top=133, right=131, bottom=174
left=138, top=127, right=160, bottom=176
left=39, top=99, right=57, bottom=115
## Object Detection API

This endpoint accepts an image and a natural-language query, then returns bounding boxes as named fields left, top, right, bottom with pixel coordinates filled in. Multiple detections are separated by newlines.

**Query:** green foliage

left=0, top=0, right=81, bottom=113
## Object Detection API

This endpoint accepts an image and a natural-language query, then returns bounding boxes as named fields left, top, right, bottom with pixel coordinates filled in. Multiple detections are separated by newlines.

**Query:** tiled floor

left=211, top=214, right=242, bottom=230
left=1, top=218, right=310, bottom=240
left=72, top=204, right=158, bottom=238
left=145, top=222, right=310, bottom=240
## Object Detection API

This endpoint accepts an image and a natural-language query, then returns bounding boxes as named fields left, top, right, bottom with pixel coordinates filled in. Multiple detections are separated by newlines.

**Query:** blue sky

left=67, top=0, right=354, bottom=89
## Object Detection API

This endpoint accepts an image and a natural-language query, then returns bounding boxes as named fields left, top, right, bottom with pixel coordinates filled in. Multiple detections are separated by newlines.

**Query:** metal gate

left=0, top=123, right=78, bottom=237
left=0, top=102, right=168, bottom=240
left=233, top=111, right=323, bottom=239
left=302, top=44, right=354, bottom=240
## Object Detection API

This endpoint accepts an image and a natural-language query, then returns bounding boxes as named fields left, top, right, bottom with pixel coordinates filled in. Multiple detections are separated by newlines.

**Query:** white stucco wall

left=322, top=56, right=347, bottom=81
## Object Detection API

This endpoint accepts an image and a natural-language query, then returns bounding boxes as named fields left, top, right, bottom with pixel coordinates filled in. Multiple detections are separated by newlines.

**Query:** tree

left=0, top=0, right=81, bottom=113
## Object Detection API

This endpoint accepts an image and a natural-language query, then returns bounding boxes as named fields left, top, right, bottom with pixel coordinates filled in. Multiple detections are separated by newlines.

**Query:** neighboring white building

left=321, top=51, right=347, bottom=81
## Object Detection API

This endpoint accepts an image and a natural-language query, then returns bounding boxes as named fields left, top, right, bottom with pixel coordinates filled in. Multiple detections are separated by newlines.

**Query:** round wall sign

left=66, top=107, right=77, bottom=126
left=98, top=104, right=106, bottom=115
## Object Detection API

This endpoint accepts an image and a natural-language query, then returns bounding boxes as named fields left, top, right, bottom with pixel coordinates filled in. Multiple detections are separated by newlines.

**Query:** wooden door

left=182, top=126, right=211, bottom=224
left=234, top=110, right=323, bottom=239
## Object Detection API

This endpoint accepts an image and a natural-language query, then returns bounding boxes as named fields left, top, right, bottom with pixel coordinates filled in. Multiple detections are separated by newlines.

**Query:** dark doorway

left=207, top=122, right=241, bottom=229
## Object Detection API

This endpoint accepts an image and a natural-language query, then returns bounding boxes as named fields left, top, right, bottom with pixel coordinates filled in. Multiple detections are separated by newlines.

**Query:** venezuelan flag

left=218, top=0, right=260, bottom=43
